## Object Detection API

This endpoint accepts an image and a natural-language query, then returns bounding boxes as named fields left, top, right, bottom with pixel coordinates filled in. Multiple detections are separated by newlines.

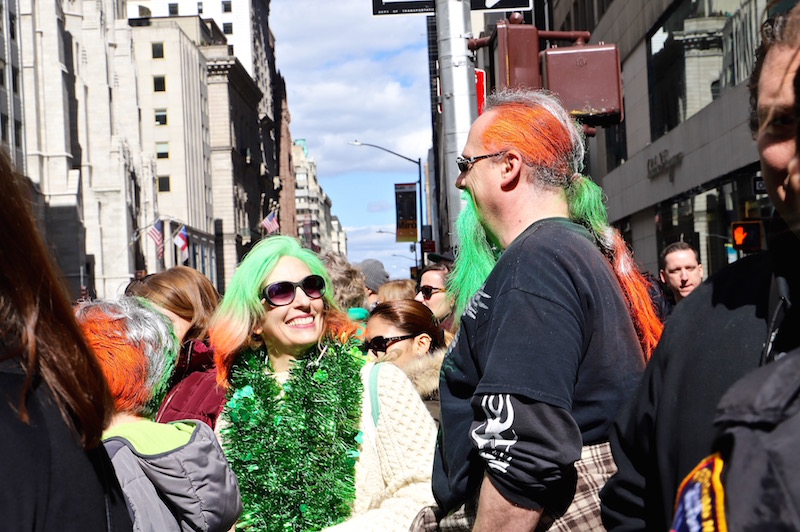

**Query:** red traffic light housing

left=730, top=221, right=763, bottom=253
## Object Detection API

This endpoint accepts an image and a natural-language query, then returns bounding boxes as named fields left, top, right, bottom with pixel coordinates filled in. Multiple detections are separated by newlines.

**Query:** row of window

left=0, top=65, right=20, bottom=94
left=167, top=0, right=231, bottom=15
left=0, top=113, right=23, bottom=148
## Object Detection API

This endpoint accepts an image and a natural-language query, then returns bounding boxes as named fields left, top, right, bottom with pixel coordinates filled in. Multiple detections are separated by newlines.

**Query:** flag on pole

left=260, top=211, right=280, bottom=235
left=147, top=218, right=164, bottom=259
left=173, top=225, right=189, bottom=263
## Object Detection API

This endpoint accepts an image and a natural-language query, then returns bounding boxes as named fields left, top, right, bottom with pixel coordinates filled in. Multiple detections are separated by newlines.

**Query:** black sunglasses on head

left=362, top=334, right=416, bottom=354
left=418, top=285, right=445, bottom=300
left=261, top=274, right=326, bottom=307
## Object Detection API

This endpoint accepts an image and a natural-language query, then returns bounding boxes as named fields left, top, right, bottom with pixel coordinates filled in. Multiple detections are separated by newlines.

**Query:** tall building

left=130, top=16, right=216, bottom=278
left=22, top=0, right=152, bottom=298
left=293, top=139, right=342, bottom=254
left=127, top=0, right=283, bottom=230
left=203, top=40, right=264, bottom=291
left=553, top=0, right=772, bottom=276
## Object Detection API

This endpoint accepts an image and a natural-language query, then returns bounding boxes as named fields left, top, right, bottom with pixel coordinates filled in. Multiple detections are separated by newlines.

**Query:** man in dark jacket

left=600, top=6, right=800, bottom=530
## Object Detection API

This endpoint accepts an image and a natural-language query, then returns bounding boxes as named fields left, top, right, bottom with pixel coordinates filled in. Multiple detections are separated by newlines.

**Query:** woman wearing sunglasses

left=365, top=300, right=447, bottom=425
left=414, top=263, right=456, bottom=334
left=209, top=236, right=437, bottom=531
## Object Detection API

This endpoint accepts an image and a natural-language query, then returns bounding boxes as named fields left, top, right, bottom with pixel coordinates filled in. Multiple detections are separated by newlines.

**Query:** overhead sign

left=372, top=0, right=531, bottom=16
left=395, top=183, right=418, bottom=242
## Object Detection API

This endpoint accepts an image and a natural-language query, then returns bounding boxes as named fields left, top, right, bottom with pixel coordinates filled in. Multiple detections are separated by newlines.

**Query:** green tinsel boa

left=221, top=337, right=366, bottom=531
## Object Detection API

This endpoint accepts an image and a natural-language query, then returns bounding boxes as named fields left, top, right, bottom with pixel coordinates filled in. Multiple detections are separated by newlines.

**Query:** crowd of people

left=3, top=4, right=800, bottom=531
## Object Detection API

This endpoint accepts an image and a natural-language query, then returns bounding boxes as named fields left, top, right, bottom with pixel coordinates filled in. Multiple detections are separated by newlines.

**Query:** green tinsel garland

left=222, top=338, right=365, bottom=531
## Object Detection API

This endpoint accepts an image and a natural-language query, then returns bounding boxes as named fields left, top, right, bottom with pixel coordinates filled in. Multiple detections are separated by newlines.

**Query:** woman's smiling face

left=257, top=256, right=325, bottom=360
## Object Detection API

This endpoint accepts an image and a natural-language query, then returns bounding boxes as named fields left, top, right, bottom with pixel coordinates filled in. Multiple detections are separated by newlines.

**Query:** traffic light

left=730, top=221, right=763, bottom=253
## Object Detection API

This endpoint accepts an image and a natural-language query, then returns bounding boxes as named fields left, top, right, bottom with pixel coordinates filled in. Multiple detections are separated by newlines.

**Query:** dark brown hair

left=368, top=299, right=445, bottom=352
left=126, top=265, right=220, bottom=341
left=749, top=4, right=800, bottom=134
left=0, top=149, right=113, bottom=449
left=659, top=241, right=700, bottom=269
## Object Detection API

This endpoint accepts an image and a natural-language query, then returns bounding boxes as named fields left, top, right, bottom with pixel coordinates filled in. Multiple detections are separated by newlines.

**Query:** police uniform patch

left=671, top=452, right=727, bottom=532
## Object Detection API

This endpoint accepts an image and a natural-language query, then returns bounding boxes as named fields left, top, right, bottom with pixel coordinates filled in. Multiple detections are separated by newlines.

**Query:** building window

left=1, top=114, right=8, bottom=143
left=153, top=76, right=165, bottom=92
left=222, top=0, right=231, bottom=12
left=11, top=67, right=18, bottom=94
left=152, top=42, right=164, bottom=59
left=168, top=3, right=178, bottom=15
left=0, top=65, right=4, bottom=87
left=227, top=44, right=234, bottom=55
left=223, top=22, right=232, bottom=34
left=155, top=109, right=167, bottom=125
left=158, top=176, right=171, bottom=192
left=156, top=142, right=169, bottom=159
left=14, top=120, right=21, bottom=148
left=197, top=1, right=203, bottom=13
left=9, top=17, right=15, bottom=40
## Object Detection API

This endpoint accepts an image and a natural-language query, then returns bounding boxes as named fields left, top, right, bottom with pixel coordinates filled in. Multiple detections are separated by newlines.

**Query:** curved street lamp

left=350, top=140, right=425, bottom=270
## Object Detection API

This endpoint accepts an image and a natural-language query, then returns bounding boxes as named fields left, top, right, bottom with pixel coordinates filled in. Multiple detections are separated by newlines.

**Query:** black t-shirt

left=433, top=218, right=645, bottom=513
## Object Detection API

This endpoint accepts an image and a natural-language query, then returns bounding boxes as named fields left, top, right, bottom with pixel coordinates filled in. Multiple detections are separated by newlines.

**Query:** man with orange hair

left=75, top=297, right=241, bottom=532
left=427, top=89, right=660, bottom=531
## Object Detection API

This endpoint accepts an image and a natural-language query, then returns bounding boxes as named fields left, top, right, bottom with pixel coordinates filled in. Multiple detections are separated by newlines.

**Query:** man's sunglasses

left=362, top=334, right=416, bottom=354
left=418, top=285, right=445, bottom=300
left=456, top=151, right=506, bottom=173
left=261, top=275, right=326, bottom=307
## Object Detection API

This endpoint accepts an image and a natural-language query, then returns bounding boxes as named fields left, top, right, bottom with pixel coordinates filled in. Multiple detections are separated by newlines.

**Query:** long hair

left=75, top=297, right=179, bottom=418
left=125, top=266, right=221, bottom=342
left=211, top=236, right=357, bottom=387
left=377, top=279, right=417, bottom=303
left=368, top=299, right=446, bottom=352
left=477, top=89, right=663, bottom=359
left=0, top=150, right=113, bottom=449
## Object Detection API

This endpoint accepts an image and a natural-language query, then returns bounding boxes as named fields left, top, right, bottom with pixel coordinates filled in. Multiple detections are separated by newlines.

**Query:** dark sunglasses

left=418, top=285, right=445, bottom=300
left=261, top=274, right=326, bottom=307
left=456, top=151, right=506, bottom=173
left=362, top=334, right=416, bottom=354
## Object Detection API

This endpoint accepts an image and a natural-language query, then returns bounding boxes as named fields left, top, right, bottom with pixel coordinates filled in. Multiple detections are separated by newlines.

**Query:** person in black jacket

left=0, top=148, right=132, bottom=531
left=600, top=6, right=800, bottom=530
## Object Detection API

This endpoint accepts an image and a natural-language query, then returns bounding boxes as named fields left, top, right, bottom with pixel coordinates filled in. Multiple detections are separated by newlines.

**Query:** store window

left=655, top=164, right=771, bottom=276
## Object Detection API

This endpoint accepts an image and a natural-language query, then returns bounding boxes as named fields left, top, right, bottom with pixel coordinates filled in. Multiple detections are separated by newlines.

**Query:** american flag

left=260, top=211, right=280, bottom=234
left=173, top=225, right=189, bottom=263
left=147, top=218, right=164, bottom=259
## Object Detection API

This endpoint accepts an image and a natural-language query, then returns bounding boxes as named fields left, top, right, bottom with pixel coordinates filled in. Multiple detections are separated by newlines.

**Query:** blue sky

left=270, top=1, right=433, bottom=279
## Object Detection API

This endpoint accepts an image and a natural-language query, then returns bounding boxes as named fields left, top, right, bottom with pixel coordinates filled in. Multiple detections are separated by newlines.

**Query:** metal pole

left=436, top=0, right=476, bottom=248
left=418, top=157, right=424, bottom=269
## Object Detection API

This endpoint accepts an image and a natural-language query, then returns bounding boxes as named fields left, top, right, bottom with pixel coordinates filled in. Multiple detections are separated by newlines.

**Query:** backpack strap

left=368, top=361, right=383, bottom=427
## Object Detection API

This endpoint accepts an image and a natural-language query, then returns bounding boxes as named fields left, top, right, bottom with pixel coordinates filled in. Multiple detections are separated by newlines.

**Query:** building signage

left=372, top=0, right=531, bottom=16
left=647, top=150, right=683, bottom=180
left=395, top=183, right=418, bottom=242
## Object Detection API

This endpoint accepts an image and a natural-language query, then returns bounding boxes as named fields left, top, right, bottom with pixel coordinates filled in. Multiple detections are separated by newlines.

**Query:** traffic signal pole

left=436, top=0, right=477, bottom=248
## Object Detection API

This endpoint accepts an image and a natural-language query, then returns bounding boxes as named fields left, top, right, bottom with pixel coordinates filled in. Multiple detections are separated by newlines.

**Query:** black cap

left=428, top=250, right=455, bottom=264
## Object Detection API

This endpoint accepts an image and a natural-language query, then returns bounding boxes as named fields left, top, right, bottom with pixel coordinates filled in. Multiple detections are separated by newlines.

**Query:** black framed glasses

left=362, top=334, right=416, bottom=354
left=261, top=274, right=326, bottom=307
left=456, top=151, right=506, bottom=173
left=418, top=285, right=445, bottom=300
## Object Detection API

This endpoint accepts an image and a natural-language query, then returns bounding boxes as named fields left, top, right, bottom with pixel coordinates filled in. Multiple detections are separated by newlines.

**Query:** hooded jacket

left=103, top=420, right=241, bottom=532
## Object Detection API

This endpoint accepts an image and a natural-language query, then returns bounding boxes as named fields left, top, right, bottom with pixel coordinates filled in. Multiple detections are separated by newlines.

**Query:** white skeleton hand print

left=471, top=394, right=519, bottom=474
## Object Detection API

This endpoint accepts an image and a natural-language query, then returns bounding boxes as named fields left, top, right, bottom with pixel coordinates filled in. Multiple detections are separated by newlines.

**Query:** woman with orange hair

left=210, top=235, right=436, bottom=531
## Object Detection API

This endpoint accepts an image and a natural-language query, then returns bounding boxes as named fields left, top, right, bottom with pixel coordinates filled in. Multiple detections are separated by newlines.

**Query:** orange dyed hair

left=79, top=307, right=151, bottom=414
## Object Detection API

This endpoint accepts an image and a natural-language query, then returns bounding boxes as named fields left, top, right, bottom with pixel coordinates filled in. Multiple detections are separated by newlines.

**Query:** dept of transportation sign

left=372, top=0, right=532, bottom=16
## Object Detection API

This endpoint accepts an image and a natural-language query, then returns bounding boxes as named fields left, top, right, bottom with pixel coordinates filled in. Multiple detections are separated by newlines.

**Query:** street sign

left=372, top=0, right=531, bottom=16
left=470, top=0, right=532, bottom=12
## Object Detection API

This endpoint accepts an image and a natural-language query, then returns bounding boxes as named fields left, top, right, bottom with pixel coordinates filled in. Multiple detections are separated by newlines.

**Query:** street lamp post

left=350, top=140, right=425, bottom=270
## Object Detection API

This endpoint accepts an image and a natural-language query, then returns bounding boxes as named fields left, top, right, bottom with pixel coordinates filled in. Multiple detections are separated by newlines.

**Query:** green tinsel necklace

left=221, top=337, right=365, bottom=531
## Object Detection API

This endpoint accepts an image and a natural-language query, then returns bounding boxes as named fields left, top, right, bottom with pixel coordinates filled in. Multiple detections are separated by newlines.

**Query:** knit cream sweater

left=217, top=361, right=437, bottom=532
left=327, top=362, right=437, bottom=531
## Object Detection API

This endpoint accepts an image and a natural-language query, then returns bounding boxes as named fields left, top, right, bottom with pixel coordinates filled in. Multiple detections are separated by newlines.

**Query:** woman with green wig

left=209, top=235, right=437, bottom=531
